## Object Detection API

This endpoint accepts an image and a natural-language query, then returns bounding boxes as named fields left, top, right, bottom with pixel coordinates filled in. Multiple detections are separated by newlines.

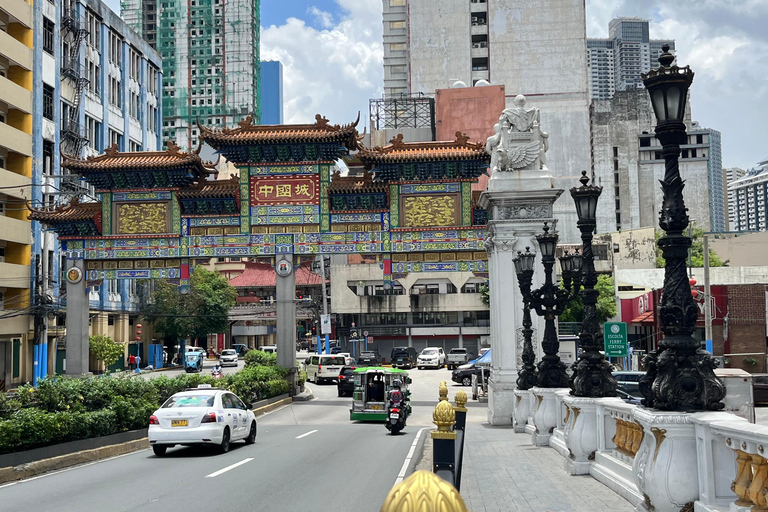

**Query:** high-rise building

left=380, top=0, right=591, bottom=243
left=591, top=89, right=723, bottom=234
left=123, top=0, right=261, bottom=149
left=0, top=0, right=33, bottom=389
left=260, top=60, right=283, bottom=125
left=724, top=167, right=746, bottom=231
left=0, top=0, right=162, bottom=386
left=731, top=158, right=768, bottom=232
left=587, top=18, right=674, bottom=100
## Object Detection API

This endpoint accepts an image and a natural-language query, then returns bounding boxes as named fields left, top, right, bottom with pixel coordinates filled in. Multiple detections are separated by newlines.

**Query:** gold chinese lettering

left=258, top=185, right=274, bottom=197
left=276, top=184, right=292, bottom=198
left=403, top=195, right=457, bottom=228
left=294, top=184, right=311, bottom=196
left=116, top=203, right=169, bottom=234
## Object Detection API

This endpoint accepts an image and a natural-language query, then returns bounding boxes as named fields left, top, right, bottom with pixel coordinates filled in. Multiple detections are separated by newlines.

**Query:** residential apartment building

left=591, top=89, right=724, bottom=234
left=731, top=158, right=768, bottom=233
left=123, top=0, right=261, bottom=149
left=260, top=60, right=282, bottom=125
left=0, top=0, right=33, bottom=390
left=587, top=18, right=674, bottom=101
left=381, top=0, right=591, bottom=243
left=724, top=167, right=746, bottom=231
left=0, top=0, right=162, bottom=386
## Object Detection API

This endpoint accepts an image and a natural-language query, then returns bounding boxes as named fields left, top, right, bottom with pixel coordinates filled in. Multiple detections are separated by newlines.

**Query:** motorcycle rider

left=212, top=363, right=223, bottom=379
left=387, top=379, right=407, bottom=421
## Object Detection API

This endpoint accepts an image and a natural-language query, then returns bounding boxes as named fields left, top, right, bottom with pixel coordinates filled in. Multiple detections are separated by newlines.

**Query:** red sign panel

left=250, top=175, right=319, bottom=205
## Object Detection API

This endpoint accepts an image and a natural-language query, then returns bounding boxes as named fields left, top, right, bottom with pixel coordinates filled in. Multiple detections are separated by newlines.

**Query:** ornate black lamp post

left=517, top=224, right=581, bottom=388
left=638, top=45, right=725, bottom=411
left=513, top=248, right=537, bottom=390
left=569, top=171, right=618, bottom=397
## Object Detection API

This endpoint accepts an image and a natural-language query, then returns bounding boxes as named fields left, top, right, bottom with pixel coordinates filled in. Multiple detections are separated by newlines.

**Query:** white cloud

left=307, top=7, right=334, bottom=29
left=261, top=0, right=383, bottom=130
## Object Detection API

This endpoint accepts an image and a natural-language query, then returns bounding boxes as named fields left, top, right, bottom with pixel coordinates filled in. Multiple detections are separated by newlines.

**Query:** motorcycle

left=385, top=387, right=407, bottom=435
left=211, top=366, right=223, bottom=380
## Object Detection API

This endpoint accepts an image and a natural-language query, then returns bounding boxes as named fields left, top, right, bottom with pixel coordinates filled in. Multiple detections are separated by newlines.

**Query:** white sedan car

left=148, top=386, right=257, bottom=456
left=219, top=349, right=239, bottom=367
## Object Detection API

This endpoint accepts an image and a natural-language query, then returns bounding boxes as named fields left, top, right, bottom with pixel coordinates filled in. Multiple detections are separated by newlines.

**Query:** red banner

left=250, top=175, right=319, bottom=205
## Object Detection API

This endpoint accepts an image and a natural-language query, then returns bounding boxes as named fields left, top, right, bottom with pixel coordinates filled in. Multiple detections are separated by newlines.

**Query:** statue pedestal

left=632, top=409, right=700, bottom=512
left=513, top=389, right=533, bottom=433
left=479, top=186, right=562, bottom=426
left=562, top=396, right=624, bottom=475
left=531, top=387, right=568, bottom=446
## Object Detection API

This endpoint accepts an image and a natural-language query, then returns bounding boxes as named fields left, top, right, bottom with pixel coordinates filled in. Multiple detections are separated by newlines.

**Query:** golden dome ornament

left=454, top=390, right=468, bottom=411
left=439, top=381, right=449, bottom=401
left=379, top=470, right=469, bottom=512
left=431, top=400, right=457, bottom=440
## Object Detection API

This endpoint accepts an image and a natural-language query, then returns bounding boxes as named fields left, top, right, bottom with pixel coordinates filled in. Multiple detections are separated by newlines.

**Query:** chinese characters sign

left=115, top=202, right=170, bottom=234
left=401, top=194, right=460, bottom=228
left=250, top=176, right=319, bottom=205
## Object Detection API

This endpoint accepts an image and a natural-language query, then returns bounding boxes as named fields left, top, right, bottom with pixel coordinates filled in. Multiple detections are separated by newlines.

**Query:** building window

left=129, top=49, right=141, bottom=81
left=110, top=31, right=122, bottom=65
left=389, top=43, right=406, bottom=52
left=43, top=84, right=54, bottom=120
left=43, top=140, right=54, bottom=176
left=109, top=76, right=121, bottom=108
left=87, top=60, right=100, bottom=95
left=86, top=116, right=102, bottom=150
left=390, top=21, right=405, bottom=29
left=86, top=10, right=100, bottom=50
left=108, top=129, right=123, bottom=149
left=43, top=18, right=54, bottom=55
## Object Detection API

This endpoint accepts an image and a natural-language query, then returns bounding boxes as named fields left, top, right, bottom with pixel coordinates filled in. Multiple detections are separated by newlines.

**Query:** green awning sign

left=604, top=322, right=628, bottom=357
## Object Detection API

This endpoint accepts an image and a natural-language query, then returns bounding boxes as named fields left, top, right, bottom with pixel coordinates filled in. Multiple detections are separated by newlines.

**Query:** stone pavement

left=416, top=423, right=633, bottom=512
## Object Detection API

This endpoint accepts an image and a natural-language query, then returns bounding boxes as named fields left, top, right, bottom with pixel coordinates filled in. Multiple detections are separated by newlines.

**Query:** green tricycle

left=349, top=367, right=411, bottom=422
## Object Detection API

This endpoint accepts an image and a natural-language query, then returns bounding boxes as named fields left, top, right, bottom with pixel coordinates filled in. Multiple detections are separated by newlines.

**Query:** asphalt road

left=0, top=358, right=481, bottom=511
left=138, top=358, right=245, bottom=381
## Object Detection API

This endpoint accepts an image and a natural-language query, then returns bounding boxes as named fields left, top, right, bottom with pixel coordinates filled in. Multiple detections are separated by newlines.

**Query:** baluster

left=748, top=454, right=768, bottom=508
left=615, top=419, right=629, bottom=455
left=732, top=450, right=753, bottom=506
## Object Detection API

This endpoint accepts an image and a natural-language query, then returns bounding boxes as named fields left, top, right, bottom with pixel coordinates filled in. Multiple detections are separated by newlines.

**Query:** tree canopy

left=559, top=274, right=618, bottom=324
left=143, top=267, right=237, bottom=342
left=655, top=225, right=726, bottom=268
left=89, top=334, right=124, bottom=367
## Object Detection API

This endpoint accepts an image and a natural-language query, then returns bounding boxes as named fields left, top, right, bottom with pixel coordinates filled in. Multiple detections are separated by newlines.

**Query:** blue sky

left=261, top=0, right=340, bottom=29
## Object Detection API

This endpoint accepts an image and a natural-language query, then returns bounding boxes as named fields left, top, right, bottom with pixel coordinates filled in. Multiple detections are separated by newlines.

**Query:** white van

left=303, top=354, right=346, bottom=384
left=260, top=345, right=277, bottom=354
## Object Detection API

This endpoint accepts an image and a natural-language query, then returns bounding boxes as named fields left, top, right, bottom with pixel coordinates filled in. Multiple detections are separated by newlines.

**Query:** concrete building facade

left=591, top=89, right=723, bottom=234
left=586, top=18, right=674, bottom=101
left=123, top=0, right=261, bottom=149
left=0, top=0, right=33, bottom=390
left=381, top=0, right=592, bottom=243
left=730, top=158, right=768, bottom=232
left=724, top=166, right=746, bottom=231
left=259, top=60, right=282, bottom=125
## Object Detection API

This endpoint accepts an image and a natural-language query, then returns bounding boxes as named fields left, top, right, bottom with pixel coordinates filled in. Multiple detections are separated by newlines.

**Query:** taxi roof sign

left=197, top=384, right=212, bottom=388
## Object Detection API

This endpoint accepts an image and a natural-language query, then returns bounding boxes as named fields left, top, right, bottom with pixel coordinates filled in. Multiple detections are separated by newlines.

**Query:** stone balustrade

left=510, top=389, right=768, bottom=512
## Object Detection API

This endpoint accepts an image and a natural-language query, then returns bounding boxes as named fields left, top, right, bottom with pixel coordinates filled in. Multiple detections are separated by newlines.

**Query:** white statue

left=485, top=94, right=549, bottom=173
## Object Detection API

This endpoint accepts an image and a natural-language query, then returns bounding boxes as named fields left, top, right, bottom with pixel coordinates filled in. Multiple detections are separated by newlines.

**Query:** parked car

left=330, top=346, right=343, bottom=354
left=446, top=348, right=471, bottom=370
left=452, top=362, right=484, bottom=386
left=148, top=386, right=257, bottom=456
left=391, top=347, right=418, bottom=369
left=417, top=347, right=446, bottom=369
left=753, top=373, right=768, bottom=405
left=612, top=371, right=645, bottom=397
left=616, top=388, right=643, bottom=405
left=231, top=344, right=249, bottom=356
left=357, top=351, right=382, bottom=367
left=219, top=349, right=238, bottom=367
left=303, top=354, right=346, bottom=383
left=337, top=366, right=356, bottom=397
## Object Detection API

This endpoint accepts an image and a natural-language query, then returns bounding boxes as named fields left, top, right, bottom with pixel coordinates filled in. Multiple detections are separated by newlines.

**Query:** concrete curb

left=403, top=427, right=430, bottom=479
left=292, top=385, right=315, bottom=401
left=0, top=438, right=149, bottom=485
left=0, top=394, right=292, bottom=486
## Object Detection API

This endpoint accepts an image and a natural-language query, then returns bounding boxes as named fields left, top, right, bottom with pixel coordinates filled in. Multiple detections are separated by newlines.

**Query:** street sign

left=350, top=330, right=358, bottom=339
left=604, top=322, right=628, bottom=357
left=364, top=330, right=369, bottom=337
left=368, top=335, right=374, bottom=344
left=320, top=314, right=331, bottom=334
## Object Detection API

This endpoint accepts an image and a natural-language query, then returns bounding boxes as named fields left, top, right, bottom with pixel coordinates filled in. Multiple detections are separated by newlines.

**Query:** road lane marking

left=395, top=427, right=428, bottom=485
left=295, top=429, right=318, bottom=439
left=205, top=457, right=254, bottom=478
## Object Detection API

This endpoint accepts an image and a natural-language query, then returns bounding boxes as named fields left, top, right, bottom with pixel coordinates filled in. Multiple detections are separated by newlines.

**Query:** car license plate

left=390, top=413, right=399, bottom=419
left=370, top=404, right=382, bottom=410
left=171, top=419, right=188, bottom=427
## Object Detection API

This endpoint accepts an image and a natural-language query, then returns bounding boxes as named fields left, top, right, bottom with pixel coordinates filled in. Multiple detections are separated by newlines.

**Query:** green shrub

left=244, top=350, right=277, bottom=367
left=298, top=370, right=306, bottom=389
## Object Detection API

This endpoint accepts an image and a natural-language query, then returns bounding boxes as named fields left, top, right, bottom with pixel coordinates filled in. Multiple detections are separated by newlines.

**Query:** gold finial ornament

left=439, top=381, right=449, bottom=401
left=380, top=470, right=469, bottom=512
left=432, top=400, right=457, bottom=440
left=454, top=390, right=468, bottom=411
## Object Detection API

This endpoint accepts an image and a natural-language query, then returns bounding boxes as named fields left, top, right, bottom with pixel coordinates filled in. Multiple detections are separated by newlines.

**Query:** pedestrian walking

left=128, top=354, right=136, bottom=370
left=135, top=353, right=142, bottom=372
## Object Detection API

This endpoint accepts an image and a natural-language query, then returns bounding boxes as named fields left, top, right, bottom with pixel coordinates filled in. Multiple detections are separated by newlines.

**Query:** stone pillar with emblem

left=479, top=95, right=563, bottom=426
left=275, top=254, right=299, bottom=393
